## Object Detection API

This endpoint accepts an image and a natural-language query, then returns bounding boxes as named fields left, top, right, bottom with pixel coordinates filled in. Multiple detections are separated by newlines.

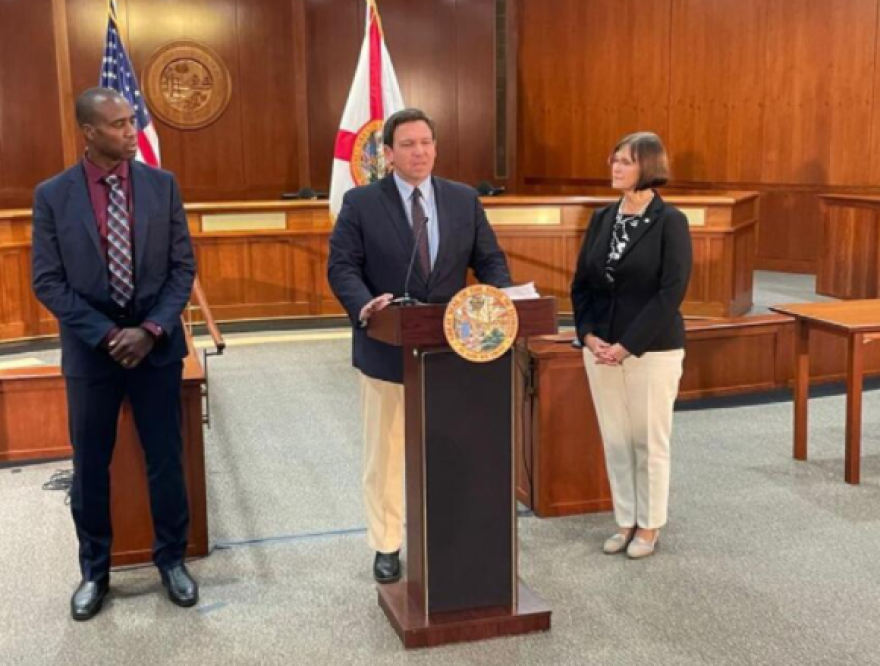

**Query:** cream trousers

left=360, top=374, right=405, bottom=553
left=583, top=348, right=684, bottom=529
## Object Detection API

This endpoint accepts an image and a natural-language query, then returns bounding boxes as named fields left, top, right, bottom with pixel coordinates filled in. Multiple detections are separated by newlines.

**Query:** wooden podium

left=367, top=297, right=557, bottom=649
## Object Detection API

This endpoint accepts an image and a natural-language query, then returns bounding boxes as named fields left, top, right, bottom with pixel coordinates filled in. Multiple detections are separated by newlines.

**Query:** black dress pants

left=65, top=361, right=189, bottom=581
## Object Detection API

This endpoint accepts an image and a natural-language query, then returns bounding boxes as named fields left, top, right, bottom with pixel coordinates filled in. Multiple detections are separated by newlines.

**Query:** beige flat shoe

left=603, top=530, right=634, bottom=554
left=626, top=533, right=659, bottom=559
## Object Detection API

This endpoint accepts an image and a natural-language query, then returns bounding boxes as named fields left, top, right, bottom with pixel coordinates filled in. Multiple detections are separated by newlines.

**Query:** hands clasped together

left=584, top=334, right=631, bottom=366
left=107, top=327, right=155, bottom=369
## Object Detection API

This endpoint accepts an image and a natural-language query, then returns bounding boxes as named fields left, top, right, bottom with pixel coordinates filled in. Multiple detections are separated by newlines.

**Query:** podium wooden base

left=378, top=580, right=551, bottom=649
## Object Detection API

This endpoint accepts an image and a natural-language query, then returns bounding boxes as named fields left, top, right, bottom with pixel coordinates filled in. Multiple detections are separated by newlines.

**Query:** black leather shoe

left=373, top=551, right=402, bottom=584
left=161, top=565, right=199, bottom=607
left=70, top=578, right=109, bottom=622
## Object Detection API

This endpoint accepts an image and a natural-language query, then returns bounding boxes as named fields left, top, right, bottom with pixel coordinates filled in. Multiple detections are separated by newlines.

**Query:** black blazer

left=328, top=174, right=512, bottom=383
left=31, top=161, right=196, bottom=378
left=570, top=194, right=692, bottom=357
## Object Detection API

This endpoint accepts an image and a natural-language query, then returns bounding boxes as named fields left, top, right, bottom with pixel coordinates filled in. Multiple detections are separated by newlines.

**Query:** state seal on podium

left=443, top=285, right=519, bottom=363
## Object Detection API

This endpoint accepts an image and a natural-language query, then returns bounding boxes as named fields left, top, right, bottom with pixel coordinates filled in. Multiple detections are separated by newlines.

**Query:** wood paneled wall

left=0, top=195, right=754, bottom=343
left=0, top=0, right=498, bottom=207
left=0, top=0, right=67, bottom=209
left=7, top=0, right=878, bottom=274
left=66, top=0, right=305, bottom=202
left=517, top=0, right=880, bottom=273
left=304, top=0, right=497, bottom=192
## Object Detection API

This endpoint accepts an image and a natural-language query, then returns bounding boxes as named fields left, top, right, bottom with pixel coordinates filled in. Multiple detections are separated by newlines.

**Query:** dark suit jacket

left=570, top=194, right=692, bottom=357
left=32, top=161, right=196, bottom=378
left=328, top=174, right=512, bottom=383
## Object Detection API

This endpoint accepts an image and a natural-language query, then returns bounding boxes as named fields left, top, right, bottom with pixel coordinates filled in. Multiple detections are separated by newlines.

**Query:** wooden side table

left=770, top=301, right=880, bottom=484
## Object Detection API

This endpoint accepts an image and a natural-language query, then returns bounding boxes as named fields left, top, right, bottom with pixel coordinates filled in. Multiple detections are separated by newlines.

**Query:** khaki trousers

left=583, top=348, right=684, bottom=529
left=360, top=374, right=405, bottom=553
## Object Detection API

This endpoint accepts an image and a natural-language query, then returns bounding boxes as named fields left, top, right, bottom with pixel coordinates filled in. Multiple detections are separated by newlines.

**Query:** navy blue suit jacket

left=31, top=161, right=196, bottom=378
left=328, top=175, right=512, bottom=383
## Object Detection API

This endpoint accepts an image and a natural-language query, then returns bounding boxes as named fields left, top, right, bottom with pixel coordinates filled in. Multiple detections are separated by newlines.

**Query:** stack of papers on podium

left=501, top=282, right=540, bottom=300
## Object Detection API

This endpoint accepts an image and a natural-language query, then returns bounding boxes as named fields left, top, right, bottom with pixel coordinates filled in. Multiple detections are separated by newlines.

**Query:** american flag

left=99, top=0, right=160, bottom=167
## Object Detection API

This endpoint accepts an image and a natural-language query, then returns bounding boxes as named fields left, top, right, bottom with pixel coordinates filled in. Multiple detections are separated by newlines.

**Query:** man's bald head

left=75, top=87, right=129, bottom=127
left=74, top=87, right=139, bottom=166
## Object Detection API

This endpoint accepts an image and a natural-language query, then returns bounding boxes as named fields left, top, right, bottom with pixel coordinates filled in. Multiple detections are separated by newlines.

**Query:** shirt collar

left=82, top=155, right=130, bottom=185
left=393, top=171, right=432, bottom=206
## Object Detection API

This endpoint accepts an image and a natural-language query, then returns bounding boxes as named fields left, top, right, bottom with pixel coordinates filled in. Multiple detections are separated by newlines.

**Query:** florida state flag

left=329, top=0, right=405, bottom=217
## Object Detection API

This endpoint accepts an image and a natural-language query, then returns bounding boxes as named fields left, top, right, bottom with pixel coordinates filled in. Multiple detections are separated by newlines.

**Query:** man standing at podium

left=31, top=88, right=198, bottom=620
left=328, top=108, right=512, bottom=583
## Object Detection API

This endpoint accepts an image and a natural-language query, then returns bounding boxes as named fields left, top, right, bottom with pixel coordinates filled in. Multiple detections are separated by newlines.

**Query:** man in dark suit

left=328, top=108, right=512, bottom=583
left=32, top=87, right=198, bottom=621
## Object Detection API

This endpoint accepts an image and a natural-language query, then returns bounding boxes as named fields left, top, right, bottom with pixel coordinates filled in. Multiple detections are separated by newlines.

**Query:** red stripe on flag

left=137, top=130, right=160, bottom=167
left=369, top=11, right=383, bottom=120
left=334, top=130, right=357, bottom=161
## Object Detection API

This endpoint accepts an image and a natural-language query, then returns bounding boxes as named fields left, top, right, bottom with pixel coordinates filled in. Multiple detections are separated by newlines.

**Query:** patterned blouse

left=605, top=194, right=654, bottom=284
left=604, top=210, right=641, bottom=285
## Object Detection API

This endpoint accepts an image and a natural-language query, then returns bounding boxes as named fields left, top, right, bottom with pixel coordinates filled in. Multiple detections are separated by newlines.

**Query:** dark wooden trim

left=505, top=0, right=519, bottom=192
left=291, top=0, right=311, bottom=187
left=378, top=580, right=550, bottom=649
left=845, top=332, right=865, bottom=484
left=51, top=0, right=78, bottom=167
left=755, top=258, right=816, bottom=275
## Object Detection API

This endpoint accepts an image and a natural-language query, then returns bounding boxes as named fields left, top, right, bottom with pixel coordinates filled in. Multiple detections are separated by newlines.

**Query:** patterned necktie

left=411, top=188, right=431, bottom=276
left=105, top=174, right=134, bottom=308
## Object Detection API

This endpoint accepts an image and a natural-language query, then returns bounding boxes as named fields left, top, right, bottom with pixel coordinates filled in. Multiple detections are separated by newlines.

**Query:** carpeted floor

left=2, top=272, right=879, bottom=666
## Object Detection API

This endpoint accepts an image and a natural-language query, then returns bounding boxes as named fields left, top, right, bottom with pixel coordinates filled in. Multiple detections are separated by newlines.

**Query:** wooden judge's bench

left=482, top=192, right=758, bottom=319
left=0, top=192, right=758, bottom=343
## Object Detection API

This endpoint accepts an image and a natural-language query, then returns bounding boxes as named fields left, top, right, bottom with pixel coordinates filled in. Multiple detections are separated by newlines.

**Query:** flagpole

left=367, top=0, right=384, bottom=38
left=106, top=0, right=130, bottom=51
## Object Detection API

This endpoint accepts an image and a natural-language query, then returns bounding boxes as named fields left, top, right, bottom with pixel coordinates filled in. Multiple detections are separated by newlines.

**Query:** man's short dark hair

left=382, top=108, right=436, bottom=147
left=75, top=87, right=127, bottom=127
left=610, top=132, right=670, bottom=191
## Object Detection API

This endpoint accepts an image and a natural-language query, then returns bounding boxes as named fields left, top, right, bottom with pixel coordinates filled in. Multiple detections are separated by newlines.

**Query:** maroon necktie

left=105, top=175, right=134, bottom=308
left=411, top=188, right=431, bottom=276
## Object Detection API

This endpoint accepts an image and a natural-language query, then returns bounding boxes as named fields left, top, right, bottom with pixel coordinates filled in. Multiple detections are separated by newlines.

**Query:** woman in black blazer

left=570, top=132, right=692, bottom=559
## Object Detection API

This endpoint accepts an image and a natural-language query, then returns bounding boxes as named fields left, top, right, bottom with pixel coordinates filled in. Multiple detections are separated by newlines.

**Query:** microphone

left=392, top=216, right=427, bottom=307
left=281, top=187, right=327, bottom=200
left=476, top=181, right=506, bottom=197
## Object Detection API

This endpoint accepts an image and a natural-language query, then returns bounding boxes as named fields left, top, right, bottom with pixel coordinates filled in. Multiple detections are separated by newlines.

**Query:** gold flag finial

left=366, top=0, right=384, bottom=39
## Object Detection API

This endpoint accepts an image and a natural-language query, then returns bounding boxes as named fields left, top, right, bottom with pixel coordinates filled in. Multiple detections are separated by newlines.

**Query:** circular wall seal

left=142, top=41, right=232, bottom=130
left=444, top=285, right=519, bottom=363
left=350, top=118, right=389, bottom=186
